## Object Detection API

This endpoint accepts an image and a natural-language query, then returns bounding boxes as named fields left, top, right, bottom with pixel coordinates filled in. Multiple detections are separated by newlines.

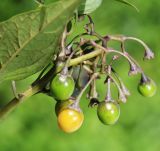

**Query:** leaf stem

left=75, top=73, right=99, bottom=107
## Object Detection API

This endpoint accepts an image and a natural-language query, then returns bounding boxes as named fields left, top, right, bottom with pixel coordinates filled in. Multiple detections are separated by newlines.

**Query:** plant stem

left=75, top=73, right=99, bottom=107
left=11, top=81, right=19, bottom=99
left=0, top=86, right=39, bottom=119
left=70, top=49, right=102, bottom=65
left=0, top=49, right=104, bottom=119
left=105, top=66, right=112, bottom=102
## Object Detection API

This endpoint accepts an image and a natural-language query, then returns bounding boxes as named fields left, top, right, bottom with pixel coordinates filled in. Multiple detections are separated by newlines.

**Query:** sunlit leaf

left=0, top=0, right=81, bottom=83
left=78, top=0, right=103, bottom=14
left=115, top=0, right=139, bottom=12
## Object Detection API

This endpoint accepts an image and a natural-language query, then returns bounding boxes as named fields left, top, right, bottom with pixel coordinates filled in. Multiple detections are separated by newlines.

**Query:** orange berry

left=57, top=109, right=84, bottom=133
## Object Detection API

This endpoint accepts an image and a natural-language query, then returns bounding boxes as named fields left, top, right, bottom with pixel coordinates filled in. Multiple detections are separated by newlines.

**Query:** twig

left=0, top=48, right=104, bottom=119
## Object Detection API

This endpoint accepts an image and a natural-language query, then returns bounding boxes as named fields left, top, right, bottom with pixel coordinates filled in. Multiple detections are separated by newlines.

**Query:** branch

left=0, top=49, right=103, bottom=119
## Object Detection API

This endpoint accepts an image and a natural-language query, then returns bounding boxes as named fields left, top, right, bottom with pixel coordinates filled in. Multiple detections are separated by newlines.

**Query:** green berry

left=55, top=62, right=64, bottom=73
left=55, top=99, right=74, bottom=116
left=97, top=101, right=120, bottom=125
left=50, top=74, right=75, bottom=101
left=138, top=79, right=157, bottom=97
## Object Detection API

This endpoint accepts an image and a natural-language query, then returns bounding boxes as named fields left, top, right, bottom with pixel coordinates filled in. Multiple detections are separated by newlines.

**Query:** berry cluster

left=49, top=15, right=156, bottom=133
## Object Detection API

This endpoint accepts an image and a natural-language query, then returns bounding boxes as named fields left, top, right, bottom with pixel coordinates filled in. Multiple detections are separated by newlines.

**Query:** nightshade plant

left=0, top=0, right=157, bottom=133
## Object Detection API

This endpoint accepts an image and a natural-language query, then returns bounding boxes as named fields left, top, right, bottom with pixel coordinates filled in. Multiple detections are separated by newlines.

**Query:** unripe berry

left=55, top=99, right=74, bottom=116
left=50, top=74, right=75, bottom=101
left=97, top=101, right=120, bottom=125
left=138, top=79, right=157, bottom=97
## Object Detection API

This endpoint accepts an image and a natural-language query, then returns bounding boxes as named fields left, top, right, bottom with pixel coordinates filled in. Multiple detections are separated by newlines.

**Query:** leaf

left=0, top=0, right=81, bottom=83
left=78, top=0, right=103, bottom=14
left=115, top=0, right=139, bottom=12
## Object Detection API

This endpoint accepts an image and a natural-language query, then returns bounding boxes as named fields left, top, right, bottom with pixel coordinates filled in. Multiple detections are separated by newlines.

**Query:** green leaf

left=78, top=0, right=103, bottom=14
left=115, top=0, right=139, bottom=12
left=0, top=0, right=81, bottom=83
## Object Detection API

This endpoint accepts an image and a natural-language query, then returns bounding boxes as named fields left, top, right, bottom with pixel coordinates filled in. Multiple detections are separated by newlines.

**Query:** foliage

left=0, top=0, right=81, bottom=83
left=115, top=0, right=139, bottom=12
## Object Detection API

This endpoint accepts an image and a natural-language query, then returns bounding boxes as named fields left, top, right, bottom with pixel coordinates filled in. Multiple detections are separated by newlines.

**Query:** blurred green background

left=0, top=0, right=160, bottom=151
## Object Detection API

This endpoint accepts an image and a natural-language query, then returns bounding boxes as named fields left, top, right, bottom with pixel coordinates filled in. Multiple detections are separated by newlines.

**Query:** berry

left=55, top=99, right=74, bottom=116
left=57, top=108, right=84, bottom=133
left=97, top=101, right=120, bottom=125
left=55, top=61, right=64, bottom=73
left=138, top=79, right=157, bottom=97
left=50, top=74, right=75, bottom=101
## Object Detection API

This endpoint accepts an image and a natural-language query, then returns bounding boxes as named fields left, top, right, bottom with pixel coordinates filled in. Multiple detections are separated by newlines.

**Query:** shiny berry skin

left=55, top=62, right=64, bottom=73
left=57, top=109, right=84, bottom=133
left=138, top=79, right=157, bottom=97
left=55, top=99, right=74, bottom=116
left=97, top=101, right=120, bottom=125
left=50, top=74, right=75, bottom=101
